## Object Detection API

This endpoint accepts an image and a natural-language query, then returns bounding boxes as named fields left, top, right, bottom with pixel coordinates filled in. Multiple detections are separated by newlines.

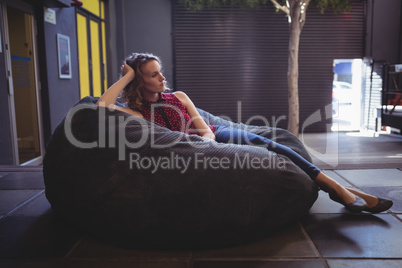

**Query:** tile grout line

left=188, top=252, right=194, bottom=268
left=297, top=222, right=324, bottom=261
left=392, top=213, right=402, bottom=223
left=189, top=257, right=327, bottom=261
left=2, top=189, right=45, bottom=218
left=332, top=170, right=361, bottom=189
left=63, top=237, right=85, bottom=259
left=186, top=256, right=402, bottom=261
left=333, top=169, right=402, bottom=188
left=321, top=257, right=402, bottom=260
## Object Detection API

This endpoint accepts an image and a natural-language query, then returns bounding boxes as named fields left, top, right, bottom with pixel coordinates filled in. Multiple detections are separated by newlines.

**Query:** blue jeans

left=214, top=125, right=321, bottom=180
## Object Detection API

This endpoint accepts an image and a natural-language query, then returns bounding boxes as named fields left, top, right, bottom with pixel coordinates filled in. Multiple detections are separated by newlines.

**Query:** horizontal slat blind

left=173, top=0, right=365, bottom=132
left=299, top=1, right=365, bottom=132
left=362, top=61, right=384, bottom=130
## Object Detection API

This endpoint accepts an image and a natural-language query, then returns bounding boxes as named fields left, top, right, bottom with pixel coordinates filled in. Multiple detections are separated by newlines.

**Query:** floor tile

left=0, top=172, right=45, bottom=190
left=309, top=191, right=352, bottom=214
left=68, top=261, right=188, bottom=268
left=0, top=189, right=43, bottom=216
left=0, top=260, right=64, bottom=268
left=334, top=169, right=402, bottom=187
left=327, top=259, right=402, bottom=268
left=310, top=171, right=356, bottom=213
left=192, top=223, right=318, bottom=259
left=360, top=186, right=402, bottom=213
left=88, top=261, right=188, bottom=268
left=193, top=260, right=326, bottom=268
left=12, top=192, right=52, bottom=216
left=0, top=172, right=10, bottom=178
left=304, top=132, right=402, bottom=169
left=322, top=170, right=353, bottom=187
left=69, top=237, right=192, bottom=260
left=0, top=214, right=82, bottom=258
left=0, top=166, right=43, bottom=172
left=0, top=260, right=188, bottom=268
left=301, top=213, right=402, bottom=258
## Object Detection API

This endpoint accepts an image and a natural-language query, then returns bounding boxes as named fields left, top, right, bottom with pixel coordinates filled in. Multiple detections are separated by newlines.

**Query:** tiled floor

left=1, top=133, right=402, bottom=268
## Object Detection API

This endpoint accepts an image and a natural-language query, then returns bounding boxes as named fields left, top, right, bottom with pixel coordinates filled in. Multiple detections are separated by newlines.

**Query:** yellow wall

left=82, top=0, right=100, bottom=16
left=77, top=13, right=90, bottom=98
left=102, top=21, right=107, bottom=91
left=76, top=0, right=107, bottom=98
left=90, top=19, right=101, bottom=96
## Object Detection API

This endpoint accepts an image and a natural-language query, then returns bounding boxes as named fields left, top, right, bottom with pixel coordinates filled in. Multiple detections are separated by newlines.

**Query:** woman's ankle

left=315, top=172, right=341, bottom=192
left=345, top=187, right=379, bottom=207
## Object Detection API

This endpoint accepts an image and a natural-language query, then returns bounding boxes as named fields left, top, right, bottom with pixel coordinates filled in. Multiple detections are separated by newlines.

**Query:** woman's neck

left=142, top=92, right=160, bottom=102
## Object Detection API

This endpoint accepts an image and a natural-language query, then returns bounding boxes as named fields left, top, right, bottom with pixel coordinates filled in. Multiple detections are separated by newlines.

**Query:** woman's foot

left=315, top=172, right=393, bottom=213
left=315, top=172, right=367, bottom=212
left=327, top=184, right=368, bottom=212
left=346, top=187, right=393, bottom=213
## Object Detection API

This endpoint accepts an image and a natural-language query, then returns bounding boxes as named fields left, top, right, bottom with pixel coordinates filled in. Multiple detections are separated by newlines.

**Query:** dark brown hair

left=121, top=52, right=162, bottom=110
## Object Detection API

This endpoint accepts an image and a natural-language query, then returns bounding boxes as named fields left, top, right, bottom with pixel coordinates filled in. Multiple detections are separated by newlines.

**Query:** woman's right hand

left=96, top=61, right=136, bottom=108
left=121, top=62, right=135, bottom=79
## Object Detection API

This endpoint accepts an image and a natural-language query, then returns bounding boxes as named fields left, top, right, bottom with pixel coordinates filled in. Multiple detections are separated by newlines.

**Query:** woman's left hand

left=202, top=132, right=216, bottom=141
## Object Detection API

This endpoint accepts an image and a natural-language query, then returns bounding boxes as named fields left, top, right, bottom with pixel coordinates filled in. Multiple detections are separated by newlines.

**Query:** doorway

left=3, top=5, right=43, bottom=165
left=332, top=59, right=363, bottom=131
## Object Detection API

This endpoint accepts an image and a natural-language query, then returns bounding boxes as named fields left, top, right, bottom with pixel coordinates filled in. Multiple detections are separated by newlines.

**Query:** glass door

left=4, top=5, right=43, bottom=165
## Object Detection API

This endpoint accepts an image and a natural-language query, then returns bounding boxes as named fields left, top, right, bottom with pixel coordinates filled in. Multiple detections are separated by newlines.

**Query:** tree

left=178, top=0, right=351, bottom=136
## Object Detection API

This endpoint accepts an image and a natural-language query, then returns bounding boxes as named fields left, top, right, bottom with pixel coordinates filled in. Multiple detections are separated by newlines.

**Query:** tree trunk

left=287, top=1, right=302, bottom=137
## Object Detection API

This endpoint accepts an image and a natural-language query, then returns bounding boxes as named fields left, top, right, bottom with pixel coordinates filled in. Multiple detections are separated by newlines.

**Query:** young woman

left=97, top=52, right=392, bottom=214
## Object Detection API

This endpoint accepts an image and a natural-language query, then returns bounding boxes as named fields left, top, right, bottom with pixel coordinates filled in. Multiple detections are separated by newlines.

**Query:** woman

left=97, top=52, right=392, bottom=213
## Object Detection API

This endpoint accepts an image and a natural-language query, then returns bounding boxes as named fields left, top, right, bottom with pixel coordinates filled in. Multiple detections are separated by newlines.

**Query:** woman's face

left=140, top=60, right=166, bottom=95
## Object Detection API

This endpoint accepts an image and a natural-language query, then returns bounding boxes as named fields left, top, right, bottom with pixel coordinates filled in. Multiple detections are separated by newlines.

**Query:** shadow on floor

left=0, top=132, right=402, bottom=267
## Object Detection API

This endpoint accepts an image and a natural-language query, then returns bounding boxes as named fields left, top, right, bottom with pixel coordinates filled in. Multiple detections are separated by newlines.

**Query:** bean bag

left=43, top=96, right=318, bottom=249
